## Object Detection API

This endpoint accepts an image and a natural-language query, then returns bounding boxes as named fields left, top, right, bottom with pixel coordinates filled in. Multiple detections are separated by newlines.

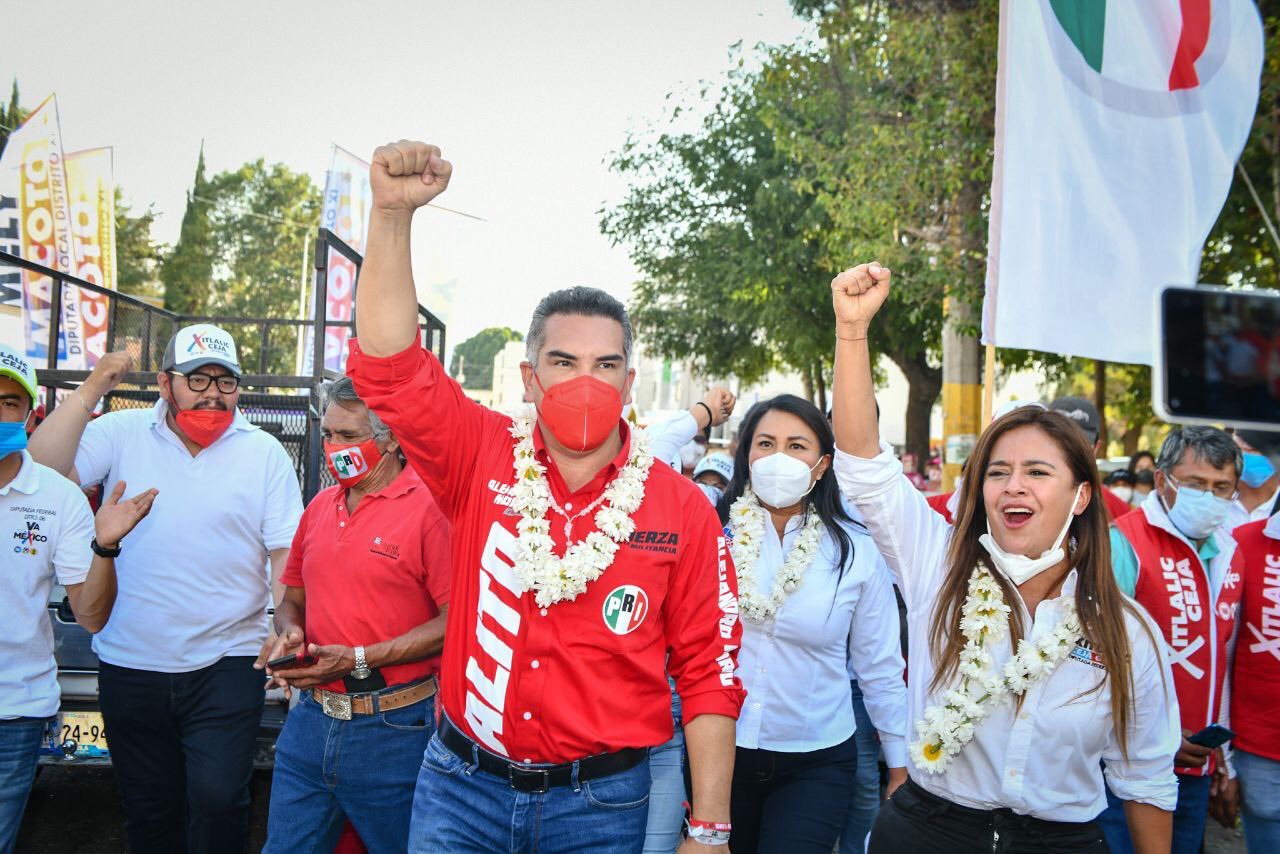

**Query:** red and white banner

left=304, top=145, right=371, bottom=373
left=65, top=147, right=116, bottom=367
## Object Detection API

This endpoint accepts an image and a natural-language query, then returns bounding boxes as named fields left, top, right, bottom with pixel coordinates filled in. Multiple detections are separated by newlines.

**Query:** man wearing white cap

left=28, top=324, right=303, bottom=854
left=0, top=343, right=156, bottom=853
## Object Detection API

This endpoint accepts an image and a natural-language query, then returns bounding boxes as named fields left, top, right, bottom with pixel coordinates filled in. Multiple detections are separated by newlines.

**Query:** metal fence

left=0, top=228, right=446, bottom=502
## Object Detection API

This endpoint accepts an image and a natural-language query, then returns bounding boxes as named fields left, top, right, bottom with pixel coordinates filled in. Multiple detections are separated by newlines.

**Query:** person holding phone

left=260, top=376, right=450, bottom=853
left=829, top=263, right=1179, bottom=854
left=1099, top=426, right=1245, bottom=853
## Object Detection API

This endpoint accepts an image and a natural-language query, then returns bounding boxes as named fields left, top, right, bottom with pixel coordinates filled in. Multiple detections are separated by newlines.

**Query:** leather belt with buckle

left=310, top=677, right=437, bottom=721
left=437, top=713, right=647, bottom=793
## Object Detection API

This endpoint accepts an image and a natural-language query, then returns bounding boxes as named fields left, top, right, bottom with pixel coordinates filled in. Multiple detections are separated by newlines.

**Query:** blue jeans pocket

left=381, top=697, right=433, bottom=731
left=421, top=734, right=466, bottom=777
left=583, top=764, right=651, bottom=811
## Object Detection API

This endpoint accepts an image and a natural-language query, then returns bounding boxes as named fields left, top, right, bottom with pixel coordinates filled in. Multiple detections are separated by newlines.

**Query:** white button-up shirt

left=735, top=514, right=907, bottom=764
left=833, top=442, right=1180, bottom=821
left=74, top=401, right=303, bottom=672
left=1226, top=485, right=1280, bottom=532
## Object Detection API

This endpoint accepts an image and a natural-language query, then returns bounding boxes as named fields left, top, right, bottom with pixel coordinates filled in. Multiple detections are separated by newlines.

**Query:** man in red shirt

left=261, top=377, right=450, bottom=852
left=347, top=140, right=744, bottom=854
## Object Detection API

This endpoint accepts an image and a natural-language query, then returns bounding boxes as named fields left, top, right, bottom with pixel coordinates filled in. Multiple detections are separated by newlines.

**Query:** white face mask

left=978, top=483, right=1084, bottom=586
left=750, top=452, right=822, bottom=508
left=678, top=441, right=705, bottom=469
left=1110, top=485, right=1134, bottom=504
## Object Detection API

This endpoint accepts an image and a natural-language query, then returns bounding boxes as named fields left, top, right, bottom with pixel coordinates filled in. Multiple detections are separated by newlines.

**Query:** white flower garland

left=507, top=409, right=654, bottom=607
left=727, top=493, right=825, bottom=623
left=910, top=563, right=1081, bottom=773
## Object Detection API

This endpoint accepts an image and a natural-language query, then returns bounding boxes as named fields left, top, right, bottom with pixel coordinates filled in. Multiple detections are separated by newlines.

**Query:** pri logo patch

left=602, top=585, right=649, bottom=635
left=329, top=446, right=370, bottom=480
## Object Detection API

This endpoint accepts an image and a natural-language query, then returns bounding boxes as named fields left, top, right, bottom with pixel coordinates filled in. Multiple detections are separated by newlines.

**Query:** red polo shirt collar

left=530, top=419, right=632, bottom=505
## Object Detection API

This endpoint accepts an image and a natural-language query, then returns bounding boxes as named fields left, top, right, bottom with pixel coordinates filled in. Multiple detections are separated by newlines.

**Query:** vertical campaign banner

left=304, top=145, right=371, bottom=374
left=65, top=148, right=116, bottom=367
left=1, top=95, right=80, bottom=365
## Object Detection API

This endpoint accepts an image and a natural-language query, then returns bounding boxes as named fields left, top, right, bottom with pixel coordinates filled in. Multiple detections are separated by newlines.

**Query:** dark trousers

left=98, top=656, right=264, bottom=854
left=729, top=734, right=858, bottom=853
left=868, top=778, right=1108, bottom=853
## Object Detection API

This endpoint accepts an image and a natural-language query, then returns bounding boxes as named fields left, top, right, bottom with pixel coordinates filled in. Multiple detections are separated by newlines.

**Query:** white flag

left=982, top=0, right=1263, bottom=365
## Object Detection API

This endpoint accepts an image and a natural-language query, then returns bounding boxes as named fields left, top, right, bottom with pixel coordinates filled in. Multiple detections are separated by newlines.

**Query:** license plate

left=57, top=711, right=109, bottom=758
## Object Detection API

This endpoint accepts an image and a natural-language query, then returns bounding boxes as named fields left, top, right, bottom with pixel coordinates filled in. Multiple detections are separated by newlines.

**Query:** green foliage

left=449, top=327, right=524, bottom=390
left=114, top=188, right=165, bottom=301
left=161, top=146, right=215, bottom=315
left=0, top=79, right=28, bottom=161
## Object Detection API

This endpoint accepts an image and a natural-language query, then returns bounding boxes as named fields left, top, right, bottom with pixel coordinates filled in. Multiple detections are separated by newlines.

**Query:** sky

left=1, top=0, right=812, bottom=350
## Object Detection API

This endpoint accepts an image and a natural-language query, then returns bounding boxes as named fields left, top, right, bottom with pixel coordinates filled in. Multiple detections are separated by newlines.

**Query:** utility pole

left=941, top=296, right=982, bottom=491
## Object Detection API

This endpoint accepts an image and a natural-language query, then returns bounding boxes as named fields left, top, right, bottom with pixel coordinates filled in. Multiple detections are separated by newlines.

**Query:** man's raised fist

left=370, top=140, right=453, bottom=214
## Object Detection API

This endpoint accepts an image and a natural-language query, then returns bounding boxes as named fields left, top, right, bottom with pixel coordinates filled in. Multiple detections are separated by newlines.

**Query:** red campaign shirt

left=925, top=491, right=955, bottom=524
left=1101, top=487, right=1133, bottom=523
left=347, top=340, right=745, bottom=763
left=1230, top=519, right=1280, bottom=762
left=281, top=465, right=452, bottom=693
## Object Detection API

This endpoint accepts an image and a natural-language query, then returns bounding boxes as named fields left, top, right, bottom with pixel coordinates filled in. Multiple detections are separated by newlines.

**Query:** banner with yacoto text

left=303, top=145, right=371, bottom=374
left=1, top=95, right=82, bottom=365
left=65, top=148, right=116, bottom=367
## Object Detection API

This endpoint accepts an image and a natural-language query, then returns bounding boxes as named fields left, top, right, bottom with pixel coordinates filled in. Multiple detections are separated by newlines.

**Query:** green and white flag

left=982, top=0, right=1263, bottom=364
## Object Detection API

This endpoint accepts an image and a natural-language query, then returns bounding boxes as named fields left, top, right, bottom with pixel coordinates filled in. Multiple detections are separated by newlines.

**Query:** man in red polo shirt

left=260, top=376, right=450, bottom=853
left=347, top=140, right=744, bottom=853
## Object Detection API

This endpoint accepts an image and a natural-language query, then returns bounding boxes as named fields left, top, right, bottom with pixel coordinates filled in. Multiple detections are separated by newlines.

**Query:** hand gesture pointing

left=370, top=140, right=453, bottom=214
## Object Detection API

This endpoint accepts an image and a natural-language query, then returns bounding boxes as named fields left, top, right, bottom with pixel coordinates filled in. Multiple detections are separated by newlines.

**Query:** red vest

left=1116, top=511, right=1244, bottom=776
left=1231, top=519, right=1280, bottom=762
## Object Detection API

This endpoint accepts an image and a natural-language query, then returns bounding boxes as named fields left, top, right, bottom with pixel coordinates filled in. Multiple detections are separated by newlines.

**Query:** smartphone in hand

left=267, top=651, right=318, bottom=670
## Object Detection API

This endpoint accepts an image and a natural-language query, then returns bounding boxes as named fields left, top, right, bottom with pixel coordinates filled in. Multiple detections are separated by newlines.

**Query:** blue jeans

left=1235, top=748, right=1280, bottom=853
left=265, top=690, right=436, bottom=854
left=1099, top=773, right=1210, bottom=854
left=0, top=717, right=51, bottom=854
left=643, top=687, right=685, bottom=854
left=839, top=679, right=882, bottom=854
left=409, top=728, right=652, bottom=853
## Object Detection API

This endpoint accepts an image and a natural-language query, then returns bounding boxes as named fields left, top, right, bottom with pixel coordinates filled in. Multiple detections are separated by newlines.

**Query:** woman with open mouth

left=826, top=262, right=1181, bottom=854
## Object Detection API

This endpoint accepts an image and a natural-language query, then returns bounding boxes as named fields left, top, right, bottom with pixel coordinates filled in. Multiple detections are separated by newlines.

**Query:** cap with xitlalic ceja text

left=162, top=324, right=242, bottom=377
left=0, top=343, right=39, bottom=406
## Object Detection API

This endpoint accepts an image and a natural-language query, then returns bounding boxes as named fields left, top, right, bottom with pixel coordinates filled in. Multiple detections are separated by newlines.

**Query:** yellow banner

left=65, top=148, right=115, bottom=366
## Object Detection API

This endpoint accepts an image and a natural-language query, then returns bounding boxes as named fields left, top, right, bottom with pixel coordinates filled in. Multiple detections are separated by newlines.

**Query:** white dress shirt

left=735, top=512, right=908, bottom=766
left=833, top=442, right=1181, bottom=821
left=74, top=400, right=303, bottom=672
left=1226, top=484, right=1280, bottom=532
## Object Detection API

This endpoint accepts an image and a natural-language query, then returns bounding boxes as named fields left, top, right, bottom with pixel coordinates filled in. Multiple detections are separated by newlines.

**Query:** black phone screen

left=1161, top=288, right=1280, bottom=427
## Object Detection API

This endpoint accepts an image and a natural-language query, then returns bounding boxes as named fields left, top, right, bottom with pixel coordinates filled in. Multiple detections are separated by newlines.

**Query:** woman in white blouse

left=828, top=263, right=1180, bottom=853
left=714, top=393, right=908, bottom=853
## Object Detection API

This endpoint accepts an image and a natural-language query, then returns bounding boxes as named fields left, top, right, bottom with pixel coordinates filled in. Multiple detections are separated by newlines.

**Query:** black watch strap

left=91, top=538, right=122, bottom=558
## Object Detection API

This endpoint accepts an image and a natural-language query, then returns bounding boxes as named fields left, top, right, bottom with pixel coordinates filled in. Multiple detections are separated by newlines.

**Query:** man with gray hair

left=1099, top=425, right=1245, bottom=854
left=261, top=376, right=451, bottom=852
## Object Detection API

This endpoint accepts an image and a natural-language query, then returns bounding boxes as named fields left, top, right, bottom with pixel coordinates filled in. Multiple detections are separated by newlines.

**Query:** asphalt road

left=16, top=766, right=1250, bottom=853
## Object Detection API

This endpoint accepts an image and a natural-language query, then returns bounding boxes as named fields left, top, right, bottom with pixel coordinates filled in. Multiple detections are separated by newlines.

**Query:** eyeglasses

left=168, top=371, right=240, bottom=394
left=1165, top=472, right=1239, bottom=502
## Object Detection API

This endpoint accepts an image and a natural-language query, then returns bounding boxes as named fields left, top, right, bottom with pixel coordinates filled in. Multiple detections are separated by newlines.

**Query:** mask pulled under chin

left=979, top=483, right=1084, bottom=586
left=174, top=406, right=234, bottom=448
left=535, top=374, right=622, bottom=453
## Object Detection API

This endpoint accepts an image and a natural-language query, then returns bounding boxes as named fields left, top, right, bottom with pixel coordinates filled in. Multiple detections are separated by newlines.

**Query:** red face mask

left=324, top=438, right=383, bottom=488
left=174, top=407, right=234, bottom=448
left=534, top=374, right=623, bottom=452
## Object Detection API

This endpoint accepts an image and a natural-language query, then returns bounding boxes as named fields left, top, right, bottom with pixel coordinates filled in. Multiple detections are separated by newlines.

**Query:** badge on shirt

left=602, top=585, right=649, bottom=635
left=370, top=536, right=401, bottom=560
left=11, top=519, right=49, bottom=556
left=1068, top=638, right=1106, bottom=670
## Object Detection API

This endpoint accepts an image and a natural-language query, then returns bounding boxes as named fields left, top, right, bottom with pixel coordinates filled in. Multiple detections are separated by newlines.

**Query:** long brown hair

left=929, top=406, right=1154, bottom=756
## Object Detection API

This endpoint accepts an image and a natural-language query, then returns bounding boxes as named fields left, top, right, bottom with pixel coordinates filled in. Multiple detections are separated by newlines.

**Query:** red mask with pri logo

left=534, top=374, right=623, bottom=453
left=324, top=438, right=382, bottom=488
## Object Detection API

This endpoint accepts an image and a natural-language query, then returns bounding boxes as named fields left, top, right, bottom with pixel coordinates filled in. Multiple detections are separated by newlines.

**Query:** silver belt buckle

left=321, top=691, right=352, bottom=721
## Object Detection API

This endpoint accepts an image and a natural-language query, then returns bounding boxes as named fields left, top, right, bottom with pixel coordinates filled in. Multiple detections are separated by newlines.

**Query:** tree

left=161, top=145, right=215, bottom=315
left=114, top=189, right=166, bottom=301
left=0, top=79, right=28, bottom=161
left=449, top=327, right=524, bottom=390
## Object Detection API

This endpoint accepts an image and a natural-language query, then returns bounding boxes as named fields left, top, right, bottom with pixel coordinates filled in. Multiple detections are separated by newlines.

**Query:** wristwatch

left=91, top=538, right=122, bottom=558
left=351, top=645, right=371, bottom=680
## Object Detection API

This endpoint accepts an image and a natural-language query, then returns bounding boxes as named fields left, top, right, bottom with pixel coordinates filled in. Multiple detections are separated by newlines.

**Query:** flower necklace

left=910, top=563, right=1081, bottom=773
left=507, top=409, right=654, bottom=607
left=727, top=493, right=825, bottom=623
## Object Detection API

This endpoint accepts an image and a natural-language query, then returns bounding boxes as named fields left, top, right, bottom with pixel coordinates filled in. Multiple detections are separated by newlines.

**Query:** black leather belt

left=437, top=713, right=648, bottom=793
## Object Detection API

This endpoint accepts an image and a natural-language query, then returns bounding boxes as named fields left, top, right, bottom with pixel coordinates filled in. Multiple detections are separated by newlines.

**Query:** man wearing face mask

left=1224, top=433, right=1280, bottom=530
left=27, top=324, right=304, bottom=854
left=345, top=139, right=744, bottom=854
left=260, top=376, right=449, bottom=852
left=1100, top=425, right=1246, bottom=854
